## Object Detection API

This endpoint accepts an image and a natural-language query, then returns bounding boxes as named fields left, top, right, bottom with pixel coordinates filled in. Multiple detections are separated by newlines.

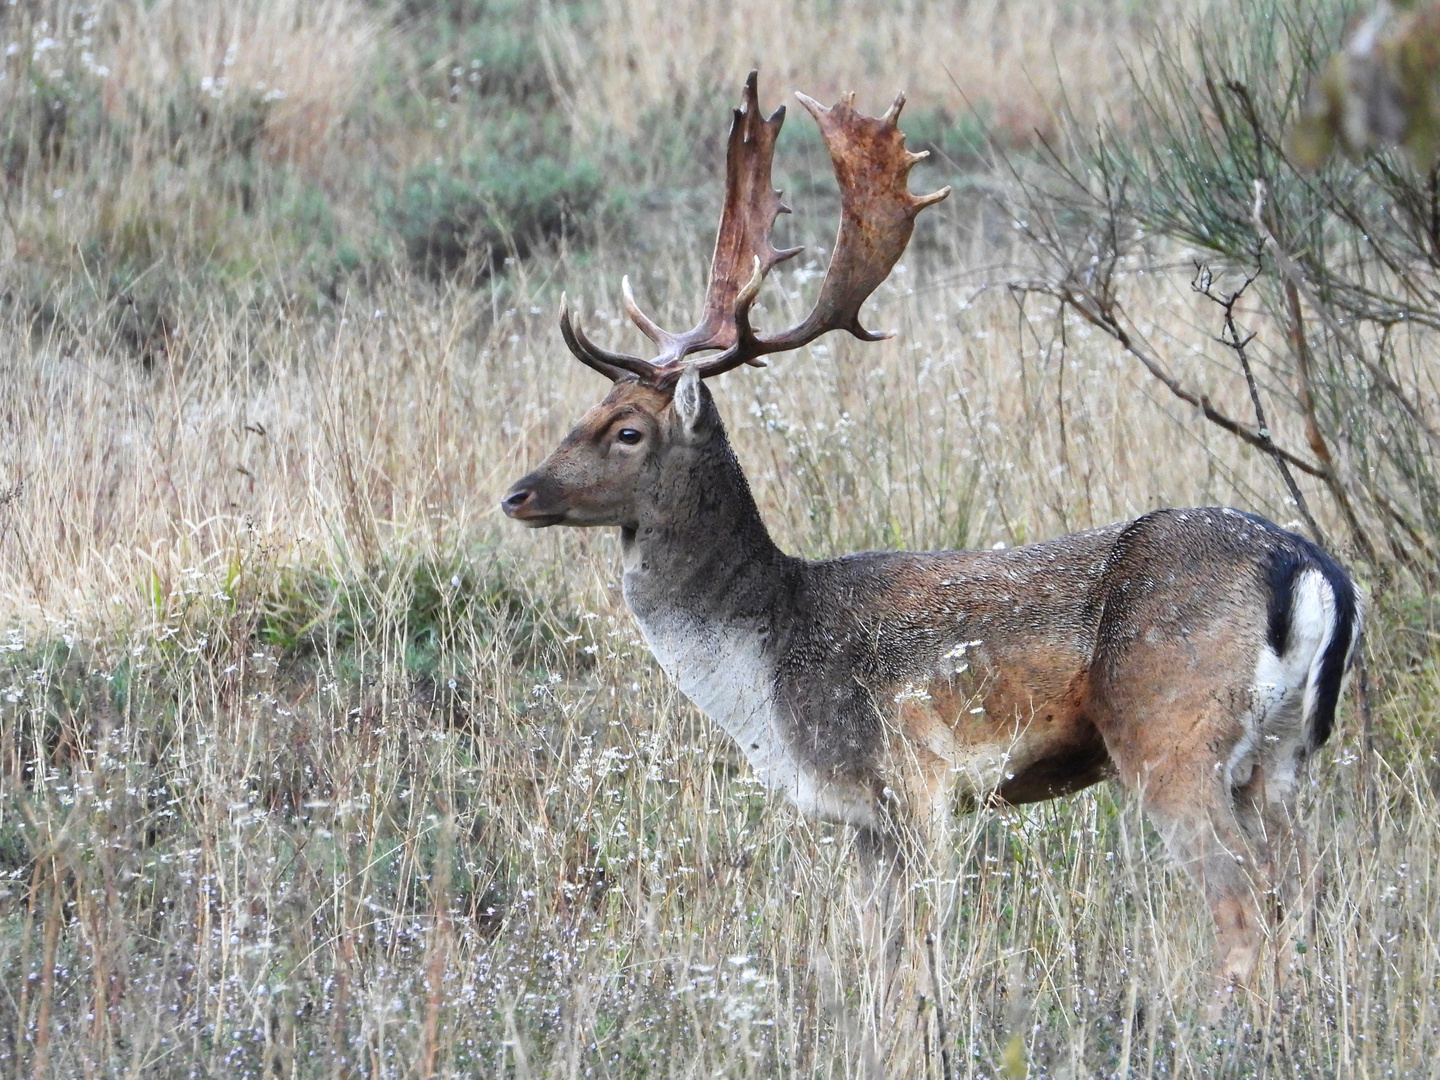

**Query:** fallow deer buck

left=502, top=72, right=1362, bottom=1002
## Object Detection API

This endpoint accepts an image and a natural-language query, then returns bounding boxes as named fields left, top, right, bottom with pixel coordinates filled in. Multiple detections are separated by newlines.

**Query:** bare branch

left=1190, top=263, right=1327, bottom=545
left=1015, top=277, right=1329, bottom=479
left=1252, top=180, right=1440, bottom=456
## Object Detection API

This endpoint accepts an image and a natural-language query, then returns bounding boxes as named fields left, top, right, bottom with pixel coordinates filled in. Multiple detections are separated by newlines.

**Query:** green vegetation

left=387, top=150, right=606, bottom=279
left=0, top=0, right=1028, bottom=353
left=257, top=546, right=581, bottom=675
left=0, top=0, right=627, bottom=344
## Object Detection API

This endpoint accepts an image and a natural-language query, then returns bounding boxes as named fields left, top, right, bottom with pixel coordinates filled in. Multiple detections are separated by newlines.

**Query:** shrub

left=259, top=548, right=581, bottom=678
left=387, top=153, right=605, bottom=279
left=389, top=0, right=558, bottom=106
left=1008, top=0, right=1440, bottom=591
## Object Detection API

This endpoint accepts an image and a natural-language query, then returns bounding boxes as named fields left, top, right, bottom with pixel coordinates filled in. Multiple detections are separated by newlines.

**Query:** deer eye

left=615, top=428, right=644, bottom=445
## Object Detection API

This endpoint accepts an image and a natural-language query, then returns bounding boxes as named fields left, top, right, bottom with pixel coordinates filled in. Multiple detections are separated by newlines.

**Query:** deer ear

left=673, top=366, right=706, bottom=438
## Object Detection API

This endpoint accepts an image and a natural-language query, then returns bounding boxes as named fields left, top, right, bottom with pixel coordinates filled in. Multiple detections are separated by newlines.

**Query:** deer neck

left=620, top=426, right=785, bottom=709
left=618, top=427, right=816, bottom=807
left=620, top=429, right=785, bottom=627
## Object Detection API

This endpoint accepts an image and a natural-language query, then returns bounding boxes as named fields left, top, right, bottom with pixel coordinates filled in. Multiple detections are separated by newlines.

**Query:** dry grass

left=101, top=0, right=379, bottom=167
left=2, top=228, right=1438, bottom=1076
left=542, top=0, right=1185, bottom=145
left=0, top=0, right=1437, bottom=1076
left=3, top=0, right=378, bottom=165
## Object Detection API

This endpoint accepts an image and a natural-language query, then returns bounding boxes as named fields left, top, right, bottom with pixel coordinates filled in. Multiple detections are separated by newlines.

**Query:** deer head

left=501, top=71, right=949, bottom=531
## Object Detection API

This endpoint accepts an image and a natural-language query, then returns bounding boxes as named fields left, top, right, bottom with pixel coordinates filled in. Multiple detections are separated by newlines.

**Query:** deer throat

left=626, top=601, right=878, bottom=827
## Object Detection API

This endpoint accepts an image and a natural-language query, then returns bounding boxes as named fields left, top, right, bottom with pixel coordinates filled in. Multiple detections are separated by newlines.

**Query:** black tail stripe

left=1307, top=545, right=1358, bottom=749
left=1262, top=546, right=1303, bottom=657
left=1260, top=530, right=1359, bottom=751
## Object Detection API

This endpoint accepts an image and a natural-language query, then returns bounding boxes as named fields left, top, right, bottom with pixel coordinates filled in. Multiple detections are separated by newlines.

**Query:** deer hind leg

left=1137, top=770, right=1272, bottom=1008
left=1232, top=659, right=1326, bottom=985
left=1105, top=693, right=1327, bottom=1019
left=1239, top=755, right=1320, bottom=985
left=1097, top=689, right=1277, bottom=1009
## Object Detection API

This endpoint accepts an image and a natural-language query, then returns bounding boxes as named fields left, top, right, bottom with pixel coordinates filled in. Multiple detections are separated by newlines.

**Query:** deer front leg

left=806, top=825, right=907, bottom=1080
left=851, top=821, right=935, bottom=1075
left=854, top=823, right=908, bottom=965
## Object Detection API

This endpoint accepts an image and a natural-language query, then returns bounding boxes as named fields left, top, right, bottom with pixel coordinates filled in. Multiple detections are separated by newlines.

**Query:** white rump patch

left=1230, top=568, right=1337, bottom=797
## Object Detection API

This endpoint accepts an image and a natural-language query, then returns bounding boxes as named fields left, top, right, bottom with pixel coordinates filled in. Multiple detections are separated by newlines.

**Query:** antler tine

left=691, top=71, right=803, bottom=348
left=559, top=294, right=656, bottom=382
left=613, top=71, right=802, bottom=373
left=692, top=88, right=951, bottom=379
left=557, top=74, right=947, bottom=386
left=620, top=276, right=674, bottom=350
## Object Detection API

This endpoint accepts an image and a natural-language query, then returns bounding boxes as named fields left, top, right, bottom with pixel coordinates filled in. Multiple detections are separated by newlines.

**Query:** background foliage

left=1010, top=0, right=1440, bottom=591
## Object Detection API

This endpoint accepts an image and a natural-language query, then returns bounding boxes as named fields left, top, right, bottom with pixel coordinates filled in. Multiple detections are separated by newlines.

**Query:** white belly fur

left=632, top=609, right=878, bottom=826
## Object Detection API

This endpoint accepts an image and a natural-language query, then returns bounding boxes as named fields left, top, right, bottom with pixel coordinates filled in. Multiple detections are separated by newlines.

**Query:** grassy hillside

left=1, top=0, right=1437, bottom=1076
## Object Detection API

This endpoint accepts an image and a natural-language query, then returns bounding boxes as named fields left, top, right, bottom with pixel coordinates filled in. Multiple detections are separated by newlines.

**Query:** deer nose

left=501, top=488, right=533, bottom=517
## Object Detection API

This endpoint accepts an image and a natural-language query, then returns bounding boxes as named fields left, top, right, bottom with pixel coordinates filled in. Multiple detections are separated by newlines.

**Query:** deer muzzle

left=501, top=472, right=568, bottom=528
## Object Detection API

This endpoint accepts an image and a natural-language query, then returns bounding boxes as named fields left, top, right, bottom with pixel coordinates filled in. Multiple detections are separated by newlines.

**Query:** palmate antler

left=561, top=71, right=950, bottom=385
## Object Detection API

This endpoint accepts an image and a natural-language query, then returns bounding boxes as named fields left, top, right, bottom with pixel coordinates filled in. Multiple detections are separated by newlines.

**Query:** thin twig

left=920, top=994, right=933, bottom=1079
left=1190, top=263, right=1326, bottom=544
left=1251, top=181, right=1383, bottom=567
left=31, top=864, right=62, bottom=1080
left=1355, top=654, right=1379, bottom=851
left=1372, top=489, right=1440, bottom=566
left=1013, top=279, right=1328, bottom=478
left=1251, top=180, right=1440, bottom=457
left=419, top=816, right=454, bottom=1080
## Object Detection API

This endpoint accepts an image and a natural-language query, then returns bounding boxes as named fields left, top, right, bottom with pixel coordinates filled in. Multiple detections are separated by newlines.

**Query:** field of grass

left=1, top=0, right=1438, bottom=1076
